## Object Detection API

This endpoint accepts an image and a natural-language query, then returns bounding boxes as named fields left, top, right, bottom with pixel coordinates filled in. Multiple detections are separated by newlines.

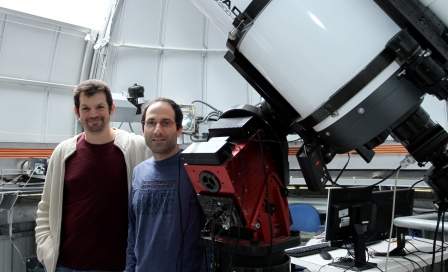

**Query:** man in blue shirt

left=126, top=98, right=204, bottom=272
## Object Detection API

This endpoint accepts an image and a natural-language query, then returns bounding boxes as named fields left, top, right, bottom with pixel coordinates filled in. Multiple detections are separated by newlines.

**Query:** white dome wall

left=101, top=0, right=261, bottom=120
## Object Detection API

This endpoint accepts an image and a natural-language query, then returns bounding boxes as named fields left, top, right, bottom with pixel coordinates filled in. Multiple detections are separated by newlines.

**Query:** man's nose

left=89, top=109, right=100, bottom=117
left=153, top=122, right=164, bottom=132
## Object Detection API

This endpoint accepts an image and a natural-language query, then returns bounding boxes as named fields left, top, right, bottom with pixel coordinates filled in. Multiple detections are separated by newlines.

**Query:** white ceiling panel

left=0, top=15, right=57, bottom=81
left=164, top=0, right=204, bottom=48
left=205, top=20, right=227, bottom=49
left=0, top=14, right=5, bottom=43
left=107, top=47, right=160, bottom=100
left=44, top=88, right=75, bottom=142
left=0, top=83, right=47, bottom=142
left=160, top=52, right=202, bottom=104
left=205, top=54, right=248, bottom=113
left=50, top=31, right=87, bottom=85
left=112, top=0, right=163, bottom=45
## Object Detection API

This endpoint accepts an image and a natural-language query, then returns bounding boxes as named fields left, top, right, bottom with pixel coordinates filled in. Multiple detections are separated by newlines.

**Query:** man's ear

left=74, top=107, right=80, bottom=119
left=110, top=103, right=116, bottom=114
left=177, top=127, right=183, bottom=137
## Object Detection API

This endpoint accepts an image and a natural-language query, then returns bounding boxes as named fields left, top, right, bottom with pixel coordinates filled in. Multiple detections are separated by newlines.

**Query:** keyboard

left=285, top=241, right=332, bottom=258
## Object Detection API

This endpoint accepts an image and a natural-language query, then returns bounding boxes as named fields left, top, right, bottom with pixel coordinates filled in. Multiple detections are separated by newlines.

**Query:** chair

left=289, top=203, right=321, bottom=233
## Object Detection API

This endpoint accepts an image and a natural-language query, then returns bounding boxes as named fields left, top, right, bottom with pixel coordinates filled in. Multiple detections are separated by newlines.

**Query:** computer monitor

left=368, top=188, right=414, bottom=242
left=367, top=188, right=415, bottom=256
left=325, top=186, right=376, bottom=271
left=325, top=187, right=415, bottom=270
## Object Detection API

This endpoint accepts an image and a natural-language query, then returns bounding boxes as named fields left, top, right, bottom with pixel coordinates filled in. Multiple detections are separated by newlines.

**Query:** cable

left=6, top=198, right=26, bottom=265
left=384, top=167, right=401, bottom=272
left=256, top=133, right=274, bottom=259
left=203, top=111, right=221, bottom=123
left=410, top=179, right=425, bottom=189
left=210, top=219, right=217, bottom=272
left=189, top=134, right=207, bottom=142
left=317, top=263, right=330, bottom=272
left=333, top=153, right=351, bottom=184
left=21, top=167, right=38, bottom=188
left=405, top=249, right=429, bottom=266
left=203, top=240, right=210, bottom=272
left=396, top=254, right=416, bottom=271
left=191, top=100, right=222, bottom=113
left=431, top=209, right=442, bottom=271
left=383, top=255, right=413, bottom=271
left=368, top=166, right=402, bottom=188
left=441, top=210, right=445, bottom=271
left=325, top=154, right=401, bottom=189
left=228, top=156, right=247, bottom=271
left=400, top=256, right=425, bottom=272
left=128, top=122, right=135, bottom=133
left=322, top=153, right=351, bottom=188
left=407, top=240, right=443, bottom=254
left=204, top=111, right=220, bottom=118
left=411, top=237, right=448, bottom=248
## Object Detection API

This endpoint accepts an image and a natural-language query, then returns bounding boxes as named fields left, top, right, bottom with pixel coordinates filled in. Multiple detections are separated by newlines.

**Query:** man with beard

left=126, top=98, right=204, bottom=272
left=35, top=79, right=150, bottom=272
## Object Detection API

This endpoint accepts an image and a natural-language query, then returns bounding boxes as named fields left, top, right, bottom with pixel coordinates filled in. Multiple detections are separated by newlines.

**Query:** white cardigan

left=35, top=129, right=150, bottom=272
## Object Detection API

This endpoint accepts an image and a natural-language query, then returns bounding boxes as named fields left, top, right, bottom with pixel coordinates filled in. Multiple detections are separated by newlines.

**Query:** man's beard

left=83, top=117, right=106, bottom=133
left=146, top=137, right=177, bottom=157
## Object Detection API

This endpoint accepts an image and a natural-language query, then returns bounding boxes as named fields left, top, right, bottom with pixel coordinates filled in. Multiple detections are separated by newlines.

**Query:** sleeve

left=126, top=171, right=138, bottom=272
left=130, top=133, right=152, bottom=166
left=34, top=146, right=60, bottom=264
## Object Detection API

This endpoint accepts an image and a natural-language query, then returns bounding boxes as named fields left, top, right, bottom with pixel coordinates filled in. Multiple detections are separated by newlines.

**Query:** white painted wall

left=0, top=7, right=92, bottom=145
left=99, top=0, right=259, bottom=132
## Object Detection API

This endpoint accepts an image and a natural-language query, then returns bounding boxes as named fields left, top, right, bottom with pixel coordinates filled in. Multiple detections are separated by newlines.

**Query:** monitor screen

left=324, top=186, right=415, bottom=270
left=324, top=186, right=375, bottom=270
left=367, top=188, right=414, bottom=243
left=325, top=186, right=373, bottom=246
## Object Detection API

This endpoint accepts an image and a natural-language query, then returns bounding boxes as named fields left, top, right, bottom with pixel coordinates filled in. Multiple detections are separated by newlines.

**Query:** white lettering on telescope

left=213, top=0, right=242, bottom=17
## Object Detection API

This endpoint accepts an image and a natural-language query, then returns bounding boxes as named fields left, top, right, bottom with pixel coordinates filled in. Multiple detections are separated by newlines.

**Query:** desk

left=290, top=237, right=448, bottom=271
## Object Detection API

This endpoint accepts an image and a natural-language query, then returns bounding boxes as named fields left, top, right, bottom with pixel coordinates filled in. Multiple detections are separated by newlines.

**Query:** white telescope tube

left=191, top=0, right=401, bottom=131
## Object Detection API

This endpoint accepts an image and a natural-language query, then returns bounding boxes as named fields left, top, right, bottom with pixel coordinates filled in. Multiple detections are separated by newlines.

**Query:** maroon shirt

left=59, top=134, right=128, bottom=270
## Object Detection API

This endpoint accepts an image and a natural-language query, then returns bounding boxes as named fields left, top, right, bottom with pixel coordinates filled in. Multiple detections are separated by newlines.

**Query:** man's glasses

left=142, top=119, right=175, bottom=128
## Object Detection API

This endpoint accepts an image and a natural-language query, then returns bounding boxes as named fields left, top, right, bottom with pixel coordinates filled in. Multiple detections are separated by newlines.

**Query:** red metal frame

left=184, top=134, right=291, bottom=244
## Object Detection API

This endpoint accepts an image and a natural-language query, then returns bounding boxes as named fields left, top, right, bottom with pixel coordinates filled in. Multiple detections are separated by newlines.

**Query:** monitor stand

left=330, top=224, right=377, bottom=271
left=374, top=227, right=407, bottom=257
left=389, top=228, right=407, bottom=256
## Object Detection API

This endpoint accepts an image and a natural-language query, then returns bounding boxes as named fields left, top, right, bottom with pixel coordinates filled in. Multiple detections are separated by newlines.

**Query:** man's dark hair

left=73, top=79, right=113, bottom=111
left=141, top=98, right=183, bottom=130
